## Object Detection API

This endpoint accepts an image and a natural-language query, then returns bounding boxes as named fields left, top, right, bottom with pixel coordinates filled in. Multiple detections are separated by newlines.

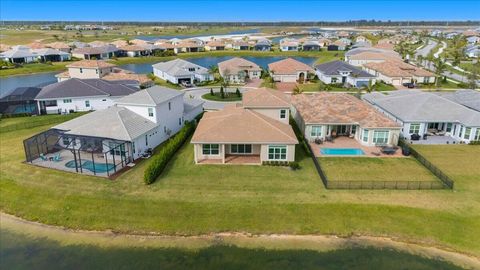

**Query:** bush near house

left=144, top=121, right=196, bottom=184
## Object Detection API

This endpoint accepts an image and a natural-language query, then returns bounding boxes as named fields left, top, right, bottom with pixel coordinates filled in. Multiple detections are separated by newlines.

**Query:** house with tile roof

left=191, top=88, right=297, bottom=164
left=152, top=58, right=213, bottom=85
left=315, top=60, right=375, bottom=87
left=268, top=58, right=314, bottom=83
left=279, top=38, right=299, bottom=51
left=291, top=92, right=402, bottom=146
left=363, top=60, right=435, bottom=86
left=363, top=91, right=480, bottom=143
left=71, top=45, right=118, bottom=60
left=0, top=45, right=71, bottom=63
left=218, top=57, right=262, bottom=84
left=345, top=47, right=401, bottom=66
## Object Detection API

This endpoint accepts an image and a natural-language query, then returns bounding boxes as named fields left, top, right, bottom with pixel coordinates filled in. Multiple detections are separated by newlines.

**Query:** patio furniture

left=53, top=153, right=62, bottom=162
left=39, top=153, right=48, bottom=161
left=371, top=151, right=381, bottom=156
left=437, top=130, right=446, bottom=136
left=325, top=136, right=334, bottom=143
left=380, top=146, right=398, bottom=155
left=402, top=147, right=410, bottom=156
left=423, top=134, right=428, bottom=140
left=349, top=133, right=355, bottom=139
left=314, top=138, right=323, bottom=144
left=427, top=128, right=438, bottom=134
left=331, top=131, right=337, bottom=138
left=411, top=134, right=421, bottom=141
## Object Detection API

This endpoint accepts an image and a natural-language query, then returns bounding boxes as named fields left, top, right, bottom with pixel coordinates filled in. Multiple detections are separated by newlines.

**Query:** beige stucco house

left=291, top=93, right=402, bottom=147
left=218, top=57, right=262, bottom=84
left=191, top=88, right=297, bottom=164
left=268, top=58, right=314, bottom=83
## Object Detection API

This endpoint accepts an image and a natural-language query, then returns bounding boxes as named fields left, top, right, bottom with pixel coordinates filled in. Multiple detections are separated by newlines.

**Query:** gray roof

left=115, top=86, right=183, bottom=106
left=345, top=47, right=399, bottom=57
left=183, top=96, right=204, bottom=113
left=435, top=90, right=480, bottom=112
left=53, top=106, right=156, bottom=141
left=72, top=45, right=118, bottom=55
left=35, top=78, right=138, bottom=100
left=152, top=59, right=209, bottom=77
left=315, top=60, right=374, bottom=77
left=363, top=91, right=480, bottom=127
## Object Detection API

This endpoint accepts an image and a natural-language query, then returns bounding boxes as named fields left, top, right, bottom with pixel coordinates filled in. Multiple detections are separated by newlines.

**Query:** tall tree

left=433, top=59, right=447, bottom=87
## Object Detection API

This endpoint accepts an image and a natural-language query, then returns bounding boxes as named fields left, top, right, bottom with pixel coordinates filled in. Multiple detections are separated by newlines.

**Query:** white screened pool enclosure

left=23, top=129, right=132, bottom=177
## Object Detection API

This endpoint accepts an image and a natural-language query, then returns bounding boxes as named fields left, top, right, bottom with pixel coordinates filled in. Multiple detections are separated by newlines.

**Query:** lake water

left=136, top=28, right=259, bottom=41
left=0, top=229, right=464, bottom=270
left=0, top=56, right=316, bottom=97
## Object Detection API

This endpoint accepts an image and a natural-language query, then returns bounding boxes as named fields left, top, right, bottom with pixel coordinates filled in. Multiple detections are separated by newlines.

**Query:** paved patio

left=407, top=135, right=459, bottom=145
left=310, top=136, right=404, bottom=157
left=197, top=155, right=261, bottom=165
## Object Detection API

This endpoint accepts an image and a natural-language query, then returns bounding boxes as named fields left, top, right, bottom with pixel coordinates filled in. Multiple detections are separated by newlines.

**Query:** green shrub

left=210, top=88, right=214, bottom=96
left=144, top=122, right=196, bottom=184
left=289, top=161, right=300, bottom=170
left=469, top=140, right=480, bottom=145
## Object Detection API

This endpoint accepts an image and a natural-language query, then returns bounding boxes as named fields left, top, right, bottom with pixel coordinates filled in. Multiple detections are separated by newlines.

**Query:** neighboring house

left=355, top=36, right=369, bottom=43
left=327, top=44, right=339, bottom=51
left=205, top=41, right=226, bottom=51
left=363, top=60, right=435, bottom=85
left=363, top=91, right=480, bottom=143
left=345, top=47, right=401, bottom=66
left=466, top=36, right=480, bottom=44
left=279, top=38, right=299, bottom=51
left=152, top=58, right=213, bottom=85
left=44, top=42, right=71, bottom=53
left=117, top=45, right=151, bottom=57
left=434, top=89, right=480, bottom=112
left=268, top=58, right=314, bottom=83
left=110, top=40, right=129, bottom=47
left=351, top=41, right=372, bottom=49
left=0, top=46, right=71, bottom=63
left=232, top=41, right=250, bottom=50
left=71, top=45, right=118, bottom=60
left=337, top=38, right=352, bottom=45
left=191, top=88, right=297, bottom=164
left=218, top=57, right=262, bottom=84
left=88, top=40, right=109, bottom=47
left=332, top=40, right=346, bottom=51
left=35, top=78, right=138, bottom=114
left=174, top=40, right=205, bottom=53
left=315, top=60, right=375, bottom=87
left=465, top=45, right=479, bottom=58
left=0, top=87, right=41, bottom=115
left=55, top=60, right=152, bottom=88
left=373, top=43, right=395, bottom=50
left=301, top=40, right=320, bottom=51
left=25, top=87, right=204, bottom=175
left=291, top=93, right=402, bottom=146
left=254, top=39, right=271, bottom=51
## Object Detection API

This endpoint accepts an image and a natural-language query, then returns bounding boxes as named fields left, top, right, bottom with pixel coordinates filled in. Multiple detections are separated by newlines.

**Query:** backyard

left=298, top=81, right=396, bottom=92
left=0, top=115, right=479, bottom=258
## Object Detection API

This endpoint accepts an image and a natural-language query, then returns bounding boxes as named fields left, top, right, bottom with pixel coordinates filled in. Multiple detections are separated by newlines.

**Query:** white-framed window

left=310, top=125, right=322, bottom=137
left=96, top=69, right=99, bottom=74
left=63, top=99, right=72, bottom=103
left=148, top=108, right=154, bottom=117
left=178, top=118, right=182, bottom=126
left=373, top=130, right=389, bottom=144
left=85, top=100, right=90, bottom=107
left=331, top=77, right=338, bottom=83
left=80, top=68, right=83, bottom=73
left=464, top=127, right=471, bottom=140
left=168, top=102, right=171, bottom=110
left=409, top=123, right=421, bottom=134
left=446, top=123, right=452, bottom=133
left=280, top=109, right=287, bottom=119
left=268, top=145, right=287, bottom=160
left=230, top=144, right=252, bottom=154
left=145, top=135, right=148, bottom=146
left=202, top=144, right=219, bottom=155
left=474, top=129, right=480, bottom=141
left=362, top=129, right=369, bottom=142
left=132, top=142, right=135, bottom=154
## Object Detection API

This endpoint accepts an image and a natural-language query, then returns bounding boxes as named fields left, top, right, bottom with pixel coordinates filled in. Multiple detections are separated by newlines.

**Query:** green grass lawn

left=298, top=81, right=395, bottom=92
left=201, top=92, right=242, bottom=102
left=0, top=117, right=480, bottom=256
left=419, top=80, right=463, bottom=90
left=319, top=157, right=438, bottom=182
left=0, top=62, right=69, bottom=77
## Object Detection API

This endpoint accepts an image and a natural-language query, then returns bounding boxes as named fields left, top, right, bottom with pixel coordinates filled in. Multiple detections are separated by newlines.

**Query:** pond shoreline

left=2, top=212, right=478, bottom=269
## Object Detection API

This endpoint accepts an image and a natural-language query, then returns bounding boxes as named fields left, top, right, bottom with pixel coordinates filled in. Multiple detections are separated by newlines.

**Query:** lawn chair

left=53, top=153, right=62, bottom=162
left=39, top=153, right=48, bottom=161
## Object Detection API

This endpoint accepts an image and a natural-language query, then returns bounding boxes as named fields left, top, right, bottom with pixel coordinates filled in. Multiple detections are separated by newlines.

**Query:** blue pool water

left=321, top=148, right=365, bottom=156
left=65, top=160, right=115, bottom=173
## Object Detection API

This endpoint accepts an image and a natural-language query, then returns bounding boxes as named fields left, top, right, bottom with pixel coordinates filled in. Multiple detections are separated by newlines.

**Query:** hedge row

left=289, top=117, right=311, bottom=155
left=144, top=122, right=196, bottom=184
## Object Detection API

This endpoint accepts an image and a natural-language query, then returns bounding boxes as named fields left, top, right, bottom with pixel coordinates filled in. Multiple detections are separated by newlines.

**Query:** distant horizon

left=1, top=0, right=479, bottom=22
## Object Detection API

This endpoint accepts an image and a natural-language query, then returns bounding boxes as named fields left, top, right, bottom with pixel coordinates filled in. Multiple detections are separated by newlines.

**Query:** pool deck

left=29, top=149, right=125, bottom=178
left=310, top=137, right=404, bottom=158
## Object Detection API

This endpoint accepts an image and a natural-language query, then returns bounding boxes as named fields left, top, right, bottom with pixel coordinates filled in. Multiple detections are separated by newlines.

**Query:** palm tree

left=363, top=79, right=377, bottom=93
left=433, top=58, right=447, bottom=87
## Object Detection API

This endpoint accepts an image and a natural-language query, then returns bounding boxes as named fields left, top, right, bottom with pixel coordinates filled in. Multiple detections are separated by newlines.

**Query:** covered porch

left=195, top=143, right=262, bottom=165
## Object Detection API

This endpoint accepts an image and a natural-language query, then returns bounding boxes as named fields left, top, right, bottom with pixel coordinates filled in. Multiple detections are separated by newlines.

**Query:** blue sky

left=1, top=0, right=479, bottom=21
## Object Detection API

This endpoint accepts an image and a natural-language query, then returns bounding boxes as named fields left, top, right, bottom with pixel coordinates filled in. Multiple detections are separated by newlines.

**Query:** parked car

left=403, top=82, right=415, bottom=88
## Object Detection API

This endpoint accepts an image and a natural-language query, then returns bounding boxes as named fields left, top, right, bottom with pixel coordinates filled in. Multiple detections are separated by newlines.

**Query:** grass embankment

left=201, top=92, right=242, bottom=102
left=319, top=158, right=438, bottom=182
left=0, top=62, right=69, bottom=77
left=298, top=81, right=396, bottom=92
left=0, top=116, right=479, bottom=256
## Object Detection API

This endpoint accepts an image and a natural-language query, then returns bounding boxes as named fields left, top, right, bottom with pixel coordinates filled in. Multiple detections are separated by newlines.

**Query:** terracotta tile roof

left=44, top=41, right=70, bottom=50
left=119, top=45, right=147, bottom=51
left=110, top=40, right=129, bottom=47
left=218, top=57, right=261, bottom=75
left=373, top=43, right=395, bottom=50
left=27, top=42, right=45, bottom=49
left=292, top=93, right=401, bottom=128
left=206, top=40, right=226, bottom=47
left=88, top=40, right=108, bottom=47
left=191, top=105, right=298, bottom=144
left=130, top=39, right=149, bottom=45
left=66, top=60, right=116, bottom=68
left=0, top=43, right=11, bottom=52
left=268, top=58, right=314, bottom=75
left=348, top=51, right=400, bottom=61
left=102, top=72, right=152, bottom=85
left=176, top=41, right=204, bottom=48
left=363, top=60, right=435, bottom=77
left=242, top=88, right=291, bottom=108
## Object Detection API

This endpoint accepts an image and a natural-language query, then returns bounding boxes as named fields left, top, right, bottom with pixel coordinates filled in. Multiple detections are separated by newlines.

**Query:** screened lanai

left=24, top=129, right=132, bottom=177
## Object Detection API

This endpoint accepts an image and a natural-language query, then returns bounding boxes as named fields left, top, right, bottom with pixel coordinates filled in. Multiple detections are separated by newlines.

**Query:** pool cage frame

left=23, top=128, right=131, bottom=177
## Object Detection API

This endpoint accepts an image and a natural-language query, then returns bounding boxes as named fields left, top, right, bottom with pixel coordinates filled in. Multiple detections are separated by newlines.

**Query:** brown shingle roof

left=268, top=58, right=314, bottom=75
left=66, top=60, right=116, bottom=68
left=242, top=88, right=291, bottom=108
left=363, top=60, right=434, bottom=77
left=292, top=93, right=401, bottom=128
left=191, top=105, right=298, bottom=144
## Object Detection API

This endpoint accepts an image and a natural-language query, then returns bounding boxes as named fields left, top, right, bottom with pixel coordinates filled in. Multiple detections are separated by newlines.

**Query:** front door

left=298, top=72, right=305, bottom=83
left=342, top=76, right=347, bottom=83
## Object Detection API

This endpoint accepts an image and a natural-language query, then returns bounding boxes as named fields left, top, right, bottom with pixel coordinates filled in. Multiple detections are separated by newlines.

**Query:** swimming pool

left=320, top=148, right=365, bottom=156
left=65, top=160, right=115, bottom=173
